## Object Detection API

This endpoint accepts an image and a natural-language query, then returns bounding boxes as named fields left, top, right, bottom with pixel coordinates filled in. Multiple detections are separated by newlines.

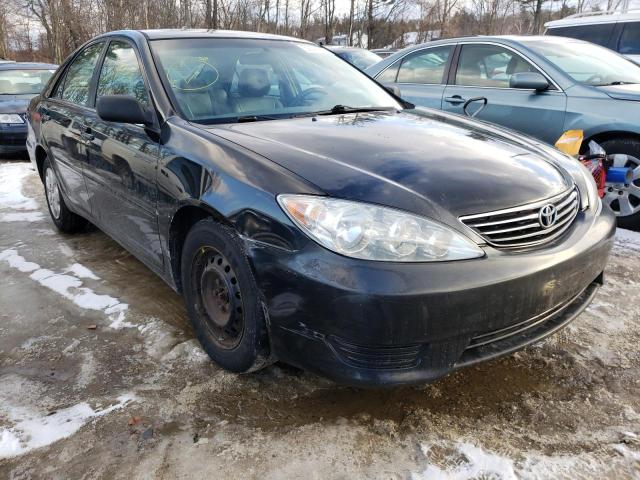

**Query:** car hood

left=202, top=109, right=573, bottom=221
left=597, top=83, right=640, bottom=101
left=0, top=96, right=29, bottom=114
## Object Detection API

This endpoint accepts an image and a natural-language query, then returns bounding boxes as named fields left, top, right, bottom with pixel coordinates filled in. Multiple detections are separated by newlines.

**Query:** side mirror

left=385, top=85, right=402, bottom=97
left=96, top=95, right=154, bottom=126
left=509, top=72, right=549, bottom=92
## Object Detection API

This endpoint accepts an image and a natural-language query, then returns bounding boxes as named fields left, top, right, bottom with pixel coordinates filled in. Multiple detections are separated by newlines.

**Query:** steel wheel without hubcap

left=45, top=167, right=61, bottom=219
left=193, top=247, right=244, bottom=350
left=604, top=154, right=640, bottom=218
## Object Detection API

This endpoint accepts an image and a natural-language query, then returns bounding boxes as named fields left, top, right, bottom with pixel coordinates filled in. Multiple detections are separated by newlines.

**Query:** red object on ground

left=580, top=158, right=606, bottom=198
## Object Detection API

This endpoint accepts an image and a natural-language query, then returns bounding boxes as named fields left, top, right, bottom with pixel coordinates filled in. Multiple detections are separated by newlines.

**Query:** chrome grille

left=459, top=187, right=579, bottom=249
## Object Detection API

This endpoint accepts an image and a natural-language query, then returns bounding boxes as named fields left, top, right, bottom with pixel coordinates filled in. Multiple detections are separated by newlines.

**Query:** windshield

left=150, top=38, right=400, bottom=123
left=0, top=68, right=55, bottom=95
left=336, top=49, right=382, bottom=70
left=523, top=39, right=640, bottom=86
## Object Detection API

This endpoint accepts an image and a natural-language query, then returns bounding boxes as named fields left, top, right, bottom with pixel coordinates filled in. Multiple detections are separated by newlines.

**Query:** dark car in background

left=367, top=35, right=640, bottom=228
left=325, top=45, right=382, bottom=70
left=545, top=10, right=640, bottom=65
left=28, top=29, right=614, bottom=386
left=0, top=62, right=57, bottom=155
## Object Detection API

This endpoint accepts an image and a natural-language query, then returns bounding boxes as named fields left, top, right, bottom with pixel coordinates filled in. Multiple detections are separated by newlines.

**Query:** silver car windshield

left=523, top=39, right=640, bottom=86
left=0, top=69, right=55, bottom=95
left=150, top=38, right=401, bottom=124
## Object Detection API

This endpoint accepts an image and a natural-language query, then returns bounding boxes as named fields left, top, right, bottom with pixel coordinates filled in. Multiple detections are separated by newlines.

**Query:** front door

left=83, top=39, right=163, bottom=268
left=441, top=43, right=567, bottom=145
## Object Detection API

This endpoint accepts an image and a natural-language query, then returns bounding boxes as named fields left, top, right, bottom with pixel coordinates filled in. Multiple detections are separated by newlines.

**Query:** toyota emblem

left=538, top=204, right=557, bottom=229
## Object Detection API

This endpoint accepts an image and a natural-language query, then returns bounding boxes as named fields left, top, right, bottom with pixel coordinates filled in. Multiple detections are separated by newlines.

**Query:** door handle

left=463, top=97, right=488, bottom=118
left=444, top=95, right=466, bottom=105
left=80, top=126, right=94, bottom=141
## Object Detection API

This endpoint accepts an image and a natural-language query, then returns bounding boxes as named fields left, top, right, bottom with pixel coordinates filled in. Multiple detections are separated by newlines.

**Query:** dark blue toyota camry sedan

left=0, top=62, right=57, bottom=155
left=27, top=30, right=615, bottom=386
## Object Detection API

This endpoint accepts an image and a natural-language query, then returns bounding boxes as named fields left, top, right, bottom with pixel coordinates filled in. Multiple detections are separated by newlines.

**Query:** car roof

left=381, top=35, right=576, bottom=54
left=0, top=62, right=58, bottom=70
left=325, top=46, right=366, bottom=51
left=545, top=9, right=640, bottom=28
left=133, top=28, right=313, bottom=43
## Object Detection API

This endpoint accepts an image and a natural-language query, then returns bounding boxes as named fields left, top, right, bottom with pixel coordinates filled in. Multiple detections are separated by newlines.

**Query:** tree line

left=0, top=0, right=600, bottom=63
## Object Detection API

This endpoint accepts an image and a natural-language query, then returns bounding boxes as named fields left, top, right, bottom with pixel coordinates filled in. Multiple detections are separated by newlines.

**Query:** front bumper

left=247, top=205, right=616, bottom=387
left=0, top=123, right=28, bottom=154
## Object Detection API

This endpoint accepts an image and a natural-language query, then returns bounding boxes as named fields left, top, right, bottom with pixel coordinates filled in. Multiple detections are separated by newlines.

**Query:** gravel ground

left=1, top=159, right=639, bottom=480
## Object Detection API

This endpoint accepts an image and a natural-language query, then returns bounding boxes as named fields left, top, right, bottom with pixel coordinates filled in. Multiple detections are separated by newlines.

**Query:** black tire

left=600, top=138, right=640, bottom=230
left=42, top=157, right=87, bottom=233
left=181, top=218, right=270, bottom=373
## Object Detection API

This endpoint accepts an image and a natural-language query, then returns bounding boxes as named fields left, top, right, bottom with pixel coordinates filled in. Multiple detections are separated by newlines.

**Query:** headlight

left=0, top=114, right=24, bottom=124
left=278, top=194, right=484, bottom=262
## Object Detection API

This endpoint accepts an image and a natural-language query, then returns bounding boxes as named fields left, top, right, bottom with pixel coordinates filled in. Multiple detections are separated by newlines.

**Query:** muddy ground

left=0, top=159, right=639, bottom=479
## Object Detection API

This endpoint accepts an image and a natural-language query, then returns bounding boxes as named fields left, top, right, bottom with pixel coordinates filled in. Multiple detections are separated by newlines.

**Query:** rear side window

left=619, top=22, right=640, bottom=55
left=96, top=41, right=149, bottom=106
left=58, top=42, right=104, bottom=106
left=396, top=46, right=451, bottom=84
left=546, top=24, right=614, bottom=48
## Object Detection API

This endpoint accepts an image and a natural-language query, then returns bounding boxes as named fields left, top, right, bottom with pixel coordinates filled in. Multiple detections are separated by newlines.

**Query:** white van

left=545, top=10, right=640, bottom=65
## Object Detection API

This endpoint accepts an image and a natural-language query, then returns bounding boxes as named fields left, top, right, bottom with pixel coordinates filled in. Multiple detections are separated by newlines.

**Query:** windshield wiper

left=236, top=115, right=281, bottom=123
left=314, top=105, right=397, bottom=116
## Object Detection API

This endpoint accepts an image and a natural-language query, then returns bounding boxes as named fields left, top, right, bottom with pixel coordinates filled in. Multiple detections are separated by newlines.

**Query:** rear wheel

left=181, top=218, right=270, bottom=373
left=600, top=138, right=640, bottom=229
left=43, top=157, right=87, bottom=233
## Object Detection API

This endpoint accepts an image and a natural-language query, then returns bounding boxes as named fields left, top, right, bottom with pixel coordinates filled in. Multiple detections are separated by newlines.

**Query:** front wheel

left=181, top=218, right=271, bottom=373
left=43, top=157, right=87, bottom=233
left=600, top=138, right=640, bottom=229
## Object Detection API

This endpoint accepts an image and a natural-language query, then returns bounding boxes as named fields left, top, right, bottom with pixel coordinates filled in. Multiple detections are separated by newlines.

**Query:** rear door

left=441, top=43, right=567, bottom=144
left=83, top=39, right=163, bottom=268
left=39, top=41, right=105, bottom=214
left=375, top=45, right=454, bottom=109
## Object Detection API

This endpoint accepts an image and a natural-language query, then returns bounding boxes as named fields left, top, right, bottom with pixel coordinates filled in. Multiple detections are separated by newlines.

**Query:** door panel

left=40, top=42, right=105, bottom=213
left=442, top=44, right=567, bottom=145
left=84, top=40, right=163, bottom=267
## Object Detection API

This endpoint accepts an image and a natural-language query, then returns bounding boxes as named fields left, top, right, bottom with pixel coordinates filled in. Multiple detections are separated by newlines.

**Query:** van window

left=546, top=24, right=614, bottom=48
left=619, top=22, right=640, bottom=55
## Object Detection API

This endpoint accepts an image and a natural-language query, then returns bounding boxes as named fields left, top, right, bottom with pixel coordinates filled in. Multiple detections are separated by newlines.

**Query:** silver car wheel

left=603, top=154, right=640, bottom=218
left=45, top=167, right=61, bottom=219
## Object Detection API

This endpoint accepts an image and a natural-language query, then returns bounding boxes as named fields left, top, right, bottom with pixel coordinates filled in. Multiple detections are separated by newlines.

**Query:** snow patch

left=0, top=211, right=44, bottom=222
left=0, top=248, right=129, bottom=329
left=0, top=393, right=136, bottom=459
left=414, top=442, right=517, bottom=480
left=615, top=228, right=640, bottom=253
left=65, top=263, right=100, bottom=280
left=0, top=249, right=39, bottom=272
left=0, top=162, right=39, bottom=211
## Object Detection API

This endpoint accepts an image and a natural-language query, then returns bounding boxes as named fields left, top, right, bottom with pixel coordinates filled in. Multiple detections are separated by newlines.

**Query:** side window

left=455, top=44, right=537, bottom=88
left=547, top=24, right=614, bottom=47
left=376, top=62, right=399, bottom=83
left=619, top=22, right=640, bottom=55
left=58, top=42, right=104, bottom=105
left=396, top=46, right=451, bottom=84
left=97, top=41, right=149, bottom=106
